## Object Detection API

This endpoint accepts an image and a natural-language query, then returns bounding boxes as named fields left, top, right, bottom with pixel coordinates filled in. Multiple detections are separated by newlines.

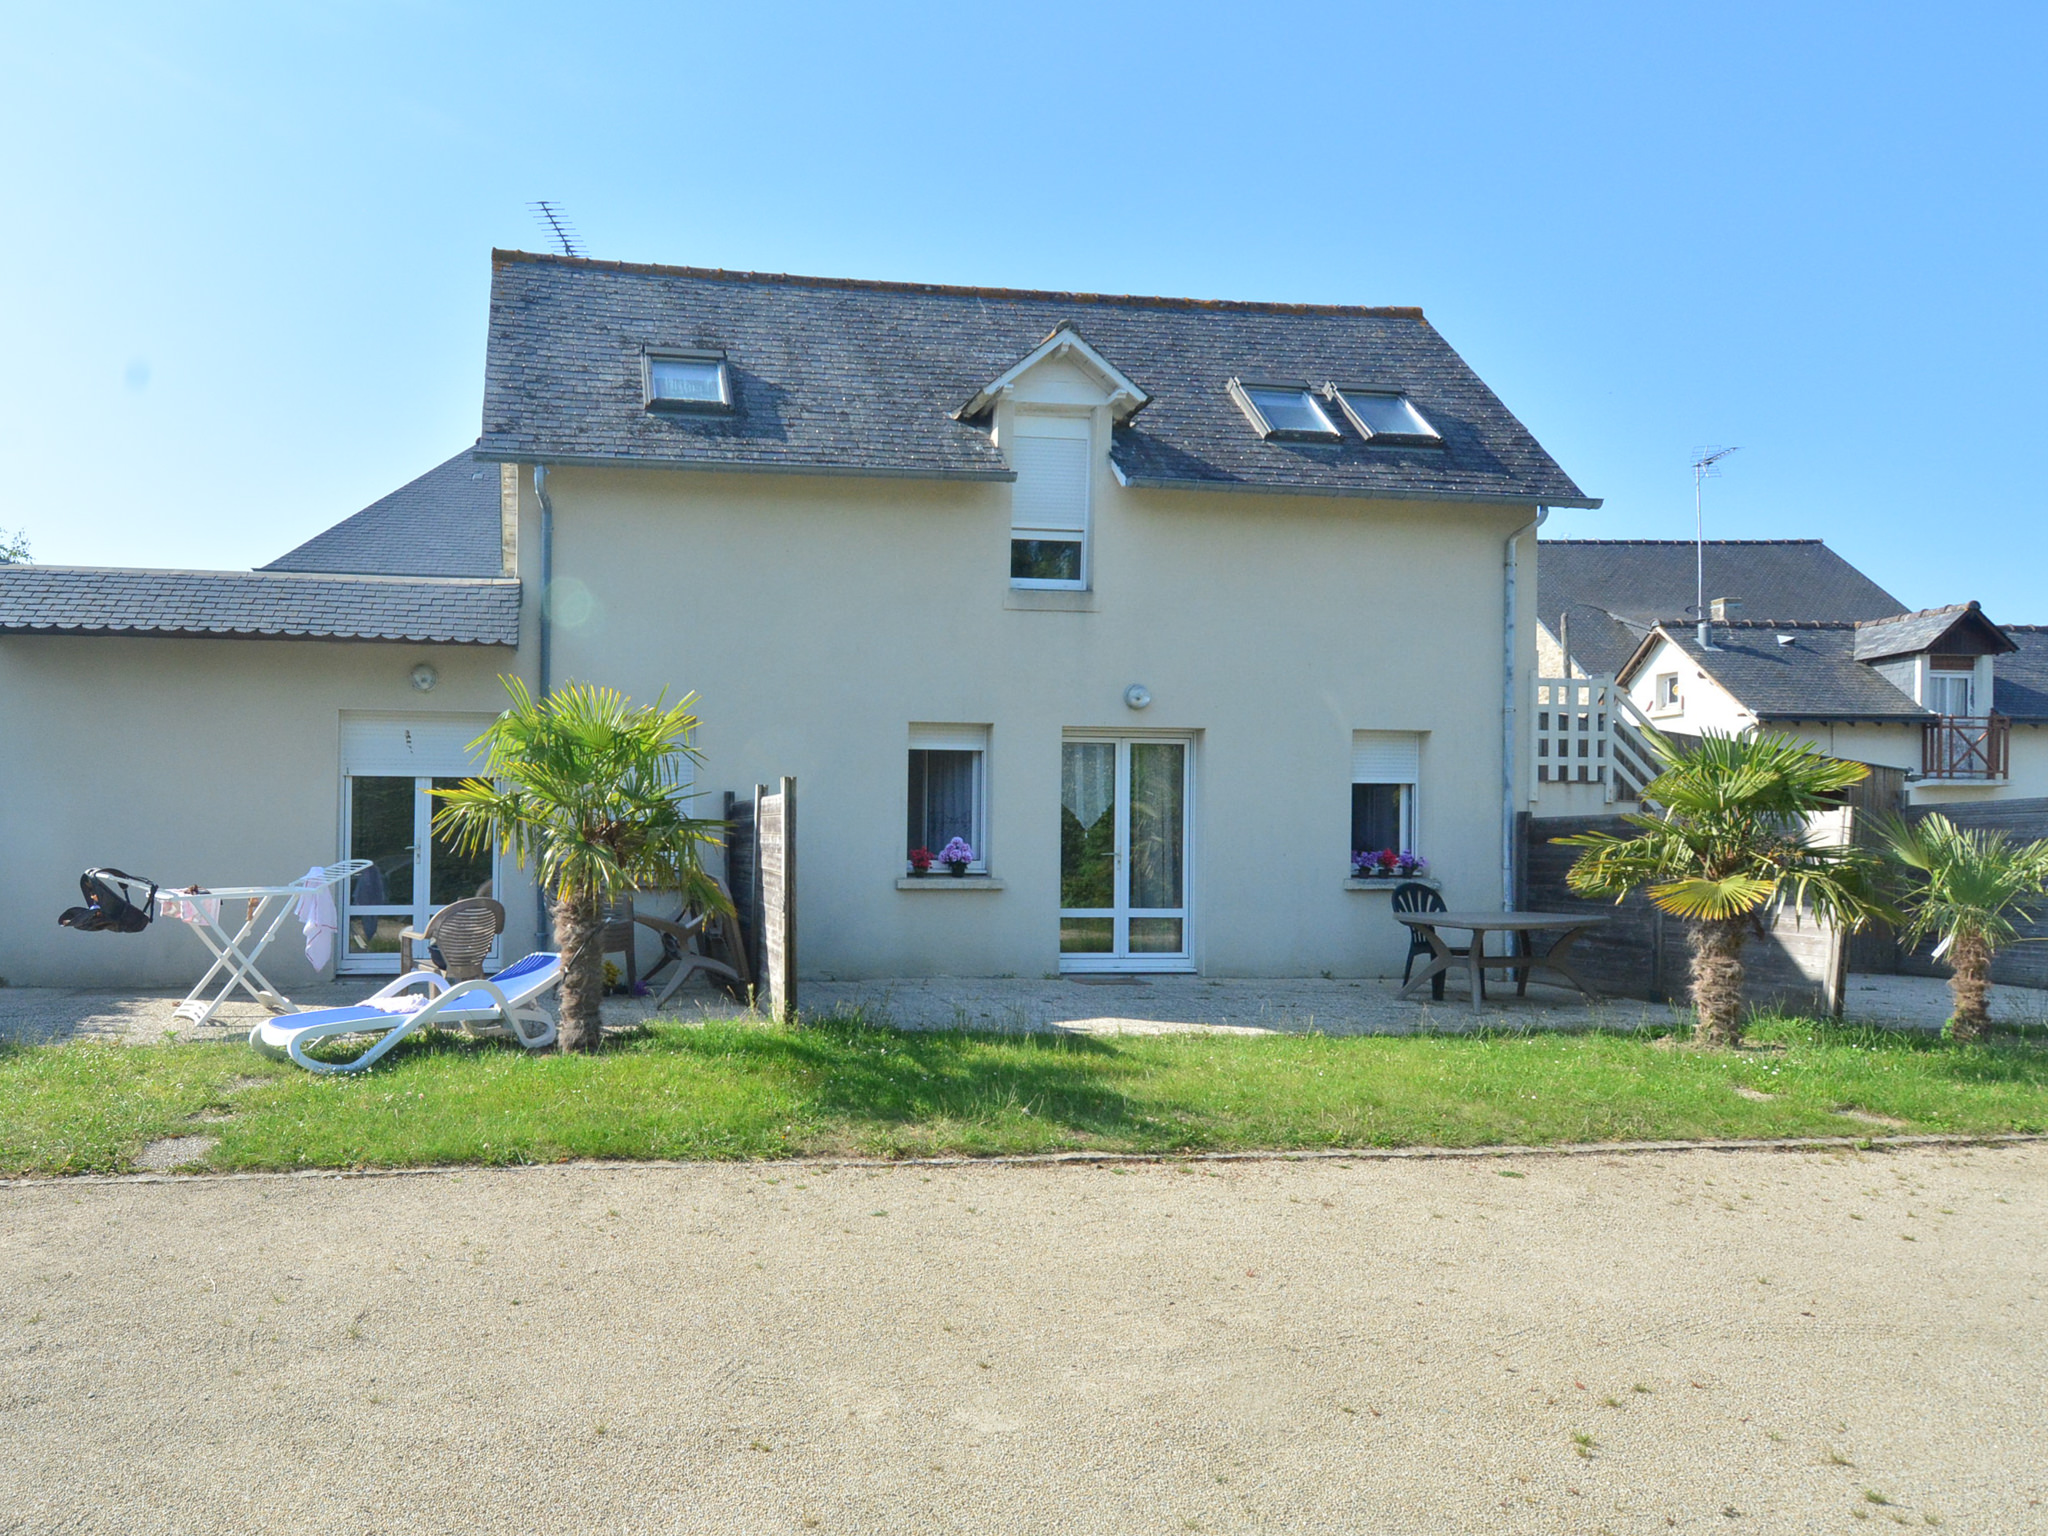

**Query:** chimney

left=1711, top=597, right=1743, bottom=622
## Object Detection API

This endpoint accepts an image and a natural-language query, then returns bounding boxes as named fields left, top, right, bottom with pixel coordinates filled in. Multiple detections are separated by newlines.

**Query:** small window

left=1653, top=673, right=1682, bottom=713
left=1351, top=730, right=1421, bottom=872
left=908, top=725, right=990, bottom=873
left=1232, top=380, right=1341, bottom=441
left=1009, top=413, right=1091, bottom=589
left=645, top=354, right=730, bottom=411
left=1332, top=388, right=1440, bottom=446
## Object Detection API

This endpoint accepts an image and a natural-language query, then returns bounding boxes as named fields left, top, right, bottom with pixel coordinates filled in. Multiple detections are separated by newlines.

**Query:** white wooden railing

left=1531, top=676, right=1662, bottom=802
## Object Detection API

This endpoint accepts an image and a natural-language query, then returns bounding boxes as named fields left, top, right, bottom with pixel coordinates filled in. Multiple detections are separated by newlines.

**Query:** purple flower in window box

left=938, top=837, right=976, bottom=875
left=1397, top=851, right=1427, bottom=877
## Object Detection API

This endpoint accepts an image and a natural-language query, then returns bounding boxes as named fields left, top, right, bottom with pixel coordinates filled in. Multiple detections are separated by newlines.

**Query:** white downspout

left=531, top=464, right=555, bottom=952
left=1503, top=508, right=1548, bottom=909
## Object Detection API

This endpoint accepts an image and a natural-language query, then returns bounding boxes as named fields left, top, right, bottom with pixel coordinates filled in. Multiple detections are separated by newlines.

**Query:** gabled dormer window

left=645, top=352, right=731, bottom=411
left=1331, top=388, right=1441, bottom=446
left=1009, top=411, right=1091, bottom=589
left=1230, top=380, right=1341, bottom=442
left=1925, top=655, right=1980, bottom=717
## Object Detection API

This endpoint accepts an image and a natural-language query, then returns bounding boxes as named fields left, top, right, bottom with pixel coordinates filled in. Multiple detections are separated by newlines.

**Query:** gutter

left=1111, top=462, right=1601, bottom=510
left=532, top=464, right=555, bottom=953
left=1504, top=508, right=1548, bottom=909
left=474, top=448, right=1016, bottom=484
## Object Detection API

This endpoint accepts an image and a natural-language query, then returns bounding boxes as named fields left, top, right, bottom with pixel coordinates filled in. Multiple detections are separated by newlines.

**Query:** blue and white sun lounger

left=250, top=952, right=562, bottom=1074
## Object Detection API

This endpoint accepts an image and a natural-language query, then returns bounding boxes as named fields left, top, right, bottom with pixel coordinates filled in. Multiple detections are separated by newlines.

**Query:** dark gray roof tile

left=1650, top=622, right=1930, bottom=721
left=1850, top=601, right=2017, bottom=661
left=0, top=567, right=519, bottom=645
left=265, top=449, right=503, bottom=577
left=478, top=251, right=1594, bottom=508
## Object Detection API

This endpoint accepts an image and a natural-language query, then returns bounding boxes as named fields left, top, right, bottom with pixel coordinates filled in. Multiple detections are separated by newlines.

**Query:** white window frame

left=1229, top=378, right=1343, bottom=441
left=1058, top=731, right=1196, bottom=974
left=643, top=350, right=732, bottom=412
left=1328, top=386, right=1442, bottom=447
left=1653, top=672, right=1683, bottom=715
left=907, top=724, right=990, bottom=874
left=1006, top=409, right=1093, bottom=592
left=1351, top=731, right=1421, bottom=865
left=1923, top=661, right=1975, bottom=718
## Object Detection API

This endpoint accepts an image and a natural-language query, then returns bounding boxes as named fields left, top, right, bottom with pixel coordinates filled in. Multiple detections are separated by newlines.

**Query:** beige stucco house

left=0, top=250, right=1597, bottom=990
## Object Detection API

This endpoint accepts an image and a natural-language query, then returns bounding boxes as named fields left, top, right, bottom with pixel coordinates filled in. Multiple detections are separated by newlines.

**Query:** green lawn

left=3, top=1013, right=2045, bottom=1176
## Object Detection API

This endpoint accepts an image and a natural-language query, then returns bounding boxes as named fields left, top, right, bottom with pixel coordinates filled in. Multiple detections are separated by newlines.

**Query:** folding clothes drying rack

left=158, top=861, right=371, bottom=1027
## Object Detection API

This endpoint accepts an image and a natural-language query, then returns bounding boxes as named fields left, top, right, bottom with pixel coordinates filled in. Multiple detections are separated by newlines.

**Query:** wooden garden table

left=1393, top=910, right=1611, bottom=1012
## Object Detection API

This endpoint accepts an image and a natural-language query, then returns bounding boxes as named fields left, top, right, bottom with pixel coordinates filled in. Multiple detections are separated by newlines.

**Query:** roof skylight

left=1233, top=381, right=1341, bottom=441
left=646, top=354, right=731, bottom=411
left=1332, top=388, right=1440, bottom=446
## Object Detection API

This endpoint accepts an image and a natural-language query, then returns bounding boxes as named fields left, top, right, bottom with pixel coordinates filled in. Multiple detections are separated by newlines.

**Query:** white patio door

left=338, top=716, right=498, bottom=974
left=1060, top=735, right=1194, bottom=972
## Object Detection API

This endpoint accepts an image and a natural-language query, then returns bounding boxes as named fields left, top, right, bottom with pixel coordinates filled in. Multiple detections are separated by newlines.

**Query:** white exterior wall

left=0, top=636, right=536, bottom=988
left=531, top=452, right=1535, bottom=979
left=1623, top=635, right=1756, bottom=735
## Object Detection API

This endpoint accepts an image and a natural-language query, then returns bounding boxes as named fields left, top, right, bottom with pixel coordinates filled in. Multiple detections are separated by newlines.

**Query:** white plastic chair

left=250, top=952, right=562, bottom=1074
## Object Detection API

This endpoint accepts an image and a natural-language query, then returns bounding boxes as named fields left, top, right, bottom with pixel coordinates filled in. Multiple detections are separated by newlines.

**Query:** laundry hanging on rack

left=293, top=866, right=339, bottom=971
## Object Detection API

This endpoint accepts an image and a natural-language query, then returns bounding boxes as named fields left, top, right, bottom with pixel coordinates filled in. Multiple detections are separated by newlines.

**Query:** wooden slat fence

left=1896, top=795, right=2048, bottom=990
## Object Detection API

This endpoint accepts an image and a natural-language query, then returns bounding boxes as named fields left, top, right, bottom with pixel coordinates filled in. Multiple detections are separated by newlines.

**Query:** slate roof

left=479, top=250, right=1596, bottom=508
left=0, top=566, right=520, bottom=645
left=1850, top=601, right=2016, bottom=662
left=1539, top=539, right=1905, bottom=676
left=1632, top=619, right=2048, bottom=724
left=265, top=449, right=504, bottom=577
left=1990, top=630, right=2048, bottom=721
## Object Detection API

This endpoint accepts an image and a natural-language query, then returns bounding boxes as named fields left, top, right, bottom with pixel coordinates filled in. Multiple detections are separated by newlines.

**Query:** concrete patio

left=4, top=966, right=2043, bottom=1048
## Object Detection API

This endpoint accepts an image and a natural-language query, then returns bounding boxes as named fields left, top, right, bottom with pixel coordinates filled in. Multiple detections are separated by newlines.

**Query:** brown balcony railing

left=1922, top=714, right=2009, bottom=780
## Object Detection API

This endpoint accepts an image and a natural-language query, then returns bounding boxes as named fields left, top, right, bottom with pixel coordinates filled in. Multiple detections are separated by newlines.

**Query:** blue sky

left=3, top=2, right=2042, bottom=614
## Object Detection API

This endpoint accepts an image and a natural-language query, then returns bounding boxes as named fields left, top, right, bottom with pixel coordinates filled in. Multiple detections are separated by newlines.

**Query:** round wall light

left=1123, top=683, right=1152, bottom=710
left=410, top=663, right=438, bottom=693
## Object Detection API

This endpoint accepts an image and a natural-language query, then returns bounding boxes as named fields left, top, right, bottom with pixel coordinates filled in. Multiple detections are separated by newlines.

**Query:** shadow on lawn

left=683, top=1012, right=1148, bottom=1139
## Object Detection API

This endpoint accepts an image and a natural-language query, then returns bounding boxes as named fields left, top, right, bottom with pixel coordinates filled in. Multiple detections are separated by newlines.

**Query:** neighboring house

left=0, top=249, right=1595, bottom=988
left=1618, top=604, right=2048, bottom=805
left=1529, top=538, right=1913, bottom=811
left=1519, top=537, right=2047, bottom=807
left=1535, top=538, right=1908, bottom=679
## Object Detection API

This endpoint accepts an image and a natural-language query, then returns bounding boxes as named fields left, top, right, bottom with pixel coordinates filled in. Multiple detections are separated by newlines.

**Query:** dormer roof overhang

left=1852, top=601, right=2018, bottom=662
left=955, top=327, right=1151, bottom=423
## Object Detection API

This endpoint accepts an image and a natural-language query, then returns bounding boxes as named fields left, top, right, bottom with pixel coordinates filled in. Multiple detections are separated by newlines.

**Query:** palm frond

left=1875, top=811, right=2048, bottom=954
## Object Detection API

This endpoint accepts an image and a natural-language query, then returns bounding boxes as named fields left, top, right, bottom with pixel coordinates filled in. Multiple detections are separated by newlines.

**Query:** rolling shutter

left=1352, top=731, right=1421, bottom=784
left=340, top=714, right=496, bottom=777
left=1010, top=418, right=1091, bottom=535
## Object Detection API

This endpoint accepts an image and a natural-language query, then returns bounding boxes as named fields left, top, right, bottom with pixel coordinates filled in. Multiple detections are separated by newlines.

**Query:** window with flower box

left=1351, top=731, right=1420, bottom=875
left=907, top=724, right=989, bottom=874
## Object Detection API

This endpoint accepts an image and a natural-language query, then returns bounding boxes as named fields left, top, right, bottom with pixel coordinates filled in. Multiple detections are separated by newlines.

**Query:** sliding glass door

left=340, top=775, right=495, bottom=972
left=1060, top=736, right=1192, bottom=971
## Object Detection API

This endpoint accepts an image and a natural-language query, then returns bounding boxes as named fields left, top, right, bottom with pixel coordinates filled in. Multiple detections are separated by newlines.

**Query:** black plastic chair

left=1391, top=881, right=1458, bottom=1000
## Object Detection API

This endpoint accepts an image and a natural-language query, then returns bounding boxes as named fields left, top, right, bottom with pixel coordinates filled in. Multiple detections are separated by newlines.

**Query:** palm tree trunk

left=1690, top=917, right=1750, bottom=1048
left=1947, top=930, right=1994, bottom=1042
left=552, top=887, right=608, bottom=1052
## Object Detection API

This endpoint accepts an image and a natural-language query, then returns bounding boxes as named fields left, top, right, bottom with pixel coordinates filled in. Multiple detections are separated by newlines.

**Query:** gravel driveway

left=4, top=1144, right=2044, bottom=1534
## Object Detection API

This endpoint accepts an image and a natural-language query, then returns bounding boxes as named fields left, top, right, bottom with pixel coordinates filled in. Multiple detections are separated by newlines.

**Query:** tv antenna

left=1691, top=445, right=1739, bottom=649
left=529, top=201, right=585, bottom=258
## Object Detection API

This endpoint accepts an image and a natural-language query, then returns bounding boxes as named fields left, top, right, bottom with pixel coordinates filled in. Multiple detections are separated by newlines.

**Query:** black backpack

left=58, top=868, right=159, bottom=934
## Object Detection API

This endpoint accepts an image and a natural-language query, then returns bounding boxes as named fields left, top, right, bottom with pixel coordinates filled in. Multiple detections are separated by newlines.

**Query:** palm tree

left=1556, top=730, right=1886, bottom=1047
left=433, top=679, right=729, bottom=1052
left=1877, top=813, right=2048, bottom=1042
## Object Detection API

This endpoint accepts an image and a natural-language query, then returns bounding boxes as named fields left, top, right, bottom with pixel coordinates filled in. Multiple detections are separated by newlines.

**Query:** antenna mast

left=528, top=201, right=585, bottom=258
left=1691, top=445, right=1739, bottom=649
